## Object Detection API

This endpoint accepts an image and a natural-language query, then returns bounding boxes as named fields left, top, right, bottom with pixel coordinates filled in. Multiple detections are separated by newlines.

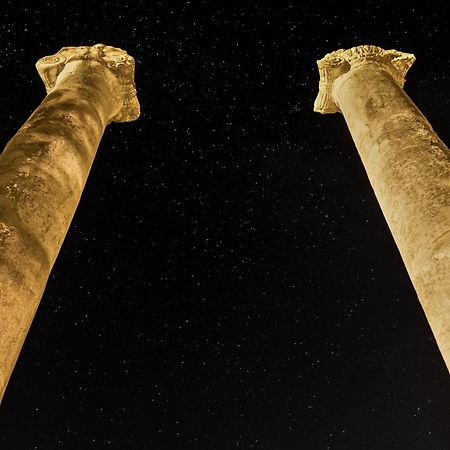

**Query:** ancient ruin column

left=314, top=45, right=450, bottom=372
left=0, top=44, right=140, bottom=402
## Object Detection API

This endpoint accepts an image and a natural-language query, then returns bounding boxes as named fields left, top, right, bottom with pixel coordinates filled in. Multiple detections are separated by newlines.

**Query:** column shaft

left=314, top=46, right=450, bottom=371
left=335, top=64, right=450, bottom=366
left=0, top=45, right=139, bottom=402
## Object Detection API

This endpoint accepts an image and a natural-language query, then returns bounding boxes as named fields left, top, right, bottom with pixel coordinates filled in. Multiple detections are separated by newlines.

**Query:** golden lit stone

left=0, top=44, right=140, bottom=403
left=315, top=45, right=450, bottom=372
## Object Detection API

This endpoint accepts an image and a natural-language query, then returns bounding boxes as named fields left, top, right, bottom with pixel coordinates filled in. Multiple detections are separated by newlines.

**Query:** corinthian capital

left=36, top=43, right=140, bottom=122
left=314, top=45, right=415, bottom=114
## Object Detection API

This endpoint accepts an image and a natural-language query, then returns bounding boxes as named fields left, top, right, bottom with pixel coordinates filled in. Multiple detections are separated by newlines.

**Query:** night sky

left=0, top=1, right=449, bottom=449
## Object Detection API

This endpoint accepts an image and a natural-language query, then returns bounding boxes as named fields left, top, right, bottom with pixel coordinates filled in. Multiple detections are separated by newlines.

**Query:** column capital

left=36, top=43, right=140, bottom=122
left=314, top=45, right=415, bottom=114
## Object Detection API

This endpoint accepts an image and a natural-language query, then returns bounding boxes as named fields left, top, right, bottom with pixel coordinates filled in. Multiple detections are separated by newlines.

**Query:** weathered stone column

left=0, top=44, right=140, bottom=402
left=314, top=45, right=450, bottom=371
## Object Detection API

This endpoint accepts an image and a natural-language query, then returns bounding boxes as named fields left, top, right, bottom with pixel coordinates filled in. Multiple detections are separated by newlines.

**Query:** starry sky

left=0, top=1, right=449, bottom=449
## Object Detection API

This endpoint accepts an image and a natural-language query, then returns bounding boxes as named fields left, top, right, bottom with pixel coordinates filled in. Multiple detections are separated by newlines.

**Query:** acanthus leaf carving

left=314, top=45, right=415, bottom=114
left=36, top=44, right=140, bottom=123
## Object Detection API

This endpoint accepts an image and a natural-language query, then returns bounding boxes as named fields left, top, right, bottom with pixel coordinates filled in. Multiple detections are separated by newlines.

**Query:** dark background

left=0, top=1, right=449, bottom=449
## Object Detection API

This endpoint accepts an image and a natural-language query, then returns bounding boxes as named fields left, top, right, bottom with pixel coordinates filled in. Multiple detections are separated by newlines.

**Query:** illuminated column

left=0, top=44, right=140, bottom=402
left=314, top=45, right=450, bottom=371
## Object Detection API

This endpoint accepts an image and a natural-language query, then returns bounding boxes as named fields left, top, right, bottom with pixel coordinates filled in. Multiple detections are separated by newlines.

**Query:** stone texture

left=0, top=44, right=140, bottom=403
left=314, top=45, right=450, bottom=372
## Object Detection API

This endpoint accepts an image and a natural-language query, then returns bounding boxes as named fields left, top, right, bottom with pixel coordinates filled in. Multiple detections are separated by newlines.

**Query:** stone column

left=0, top=44, right=140, bottom=402
left=314, top=45, right=450, bottom=371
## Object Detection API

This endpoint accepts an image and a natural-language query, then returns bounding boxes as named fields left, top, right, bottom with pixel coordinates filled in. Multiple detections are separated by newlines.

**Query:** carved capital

left=314, top=45, right=415, bottom=114
left=36, top=44, right=140, bottom=122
